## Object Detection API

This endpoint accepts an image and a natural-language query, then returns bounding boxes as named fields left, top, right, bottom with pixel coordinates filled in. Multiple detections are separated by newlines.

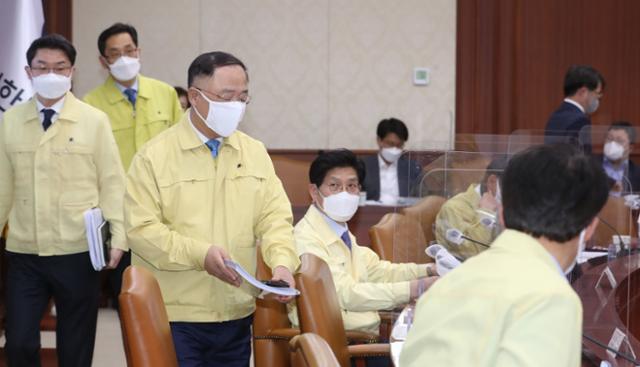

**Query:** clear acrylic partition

left=390, top=151, right=507, bottom=268
left=571, top=188, right=640, bottom=365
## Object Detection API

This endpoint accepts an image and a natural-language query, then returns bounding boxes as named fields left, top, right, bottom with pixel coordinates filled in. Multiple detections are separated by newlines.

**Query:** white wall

left=73, top=0, right=456, bottom=150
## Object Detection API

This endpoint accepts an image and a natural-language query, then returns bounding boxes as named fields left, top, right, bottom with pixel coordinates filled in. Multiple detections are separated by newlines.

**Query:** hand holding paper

left=204, top=245, right=241, bottom=287
left=224, top=259, right=300, bottom=297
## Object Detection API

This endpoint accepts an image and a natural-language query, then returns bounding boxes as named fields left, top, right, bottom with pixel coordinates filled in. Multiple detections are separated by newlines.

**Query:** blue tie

left=341, top=231, right=352, bottom=250
left=124, top=88, right=137, bottom=106
left=42, top=109, right=55, bottom=131
left=205, top=139, right=221, bottom=158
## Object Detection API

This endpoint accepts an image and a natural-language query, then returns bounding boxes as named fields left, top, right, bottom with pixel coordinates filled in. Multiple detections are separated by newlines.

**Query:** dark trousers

left=5, top=251, right=100, bottom=367
left=170, top=315, right=253, bottom=367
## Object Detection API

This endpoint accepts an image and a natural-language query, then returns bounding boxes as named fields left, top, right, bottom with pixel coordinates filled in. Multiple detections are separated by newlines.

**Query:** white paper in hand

left=83, top=207, right=108, bottom=271
left=224, top=260, right=300, bottom=297
left=425, top=244, right=461, bottom=276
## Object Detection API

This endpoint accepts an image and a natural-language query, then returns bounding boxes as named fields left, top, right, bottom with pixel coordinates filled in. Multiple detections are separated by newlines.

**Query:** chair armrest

left=345, top=330, right=379, bottom=344
left=347, top=343, right=391, bottom=358
left=255, top=327, right=300, bottom=341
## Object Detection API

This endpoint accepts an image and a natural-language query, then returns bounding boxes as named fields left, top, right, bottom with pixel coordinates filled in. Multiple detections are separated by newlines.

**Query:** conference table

left=573, top=251, right=640, bottom=366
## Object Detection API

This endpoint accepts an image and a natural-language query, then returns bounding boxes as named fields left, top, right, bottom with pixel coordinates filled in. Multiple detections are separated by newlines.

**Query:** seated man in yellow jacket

left=289, top=149, right=438, bottom=337
left=84, top=23, right=183, bottom=305
left=434, top=156, right=508, bottom=260
left=400, top=144, right=609, bottom=367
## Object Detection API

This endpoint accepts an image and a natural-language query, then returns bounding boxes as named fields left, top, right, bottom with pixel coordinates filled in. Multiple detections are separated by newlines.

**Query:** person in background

left=400, top=144, right=609, bottom=367
left=434, top=157, right=508, bottom=260
left=598, top=121, right=640, bottom=194
left=544, top=65, right=605, bottom=153
left=362, top=118, right=422, bottom=205
left=0, top=34, right=126, bottom=367
left=84, top=22, right=183, bottom=171
left=175, top=86, right=191, bottom=110
left=83, top=22, right=183, bottom=308
left=125, top=51, right=299, bottom=367
left=288, top=149, right=438, bottom=353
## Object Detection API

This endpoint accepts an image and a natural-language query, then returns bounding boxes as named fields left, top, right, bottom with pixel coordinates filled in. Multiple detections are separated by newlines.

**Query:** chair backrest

left=593, top=195, right=633, bottom=247
left=271, top=155, right=312, bottom=206
left=119, top=266, right=178, bottom=367
left=290, top=333, right=341, bottom=367
left=369, top=212, right=432, bottom=264
left=401, top=195, right=447, bottom=245
left=253, top=247, right=293, bottom=367
left=294, top=254, right=351, bottom=367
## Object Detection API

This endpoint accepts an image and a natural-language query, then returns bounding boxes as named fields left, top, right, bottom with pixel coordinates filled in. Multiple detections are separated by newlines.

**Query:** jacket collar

left=490, top=229, right=565, bottom=278
left=105, top=74, right=150, bottom=105
left=177, top=111, right=242, bottom=152
left=303, top=205, right=353, bottom=248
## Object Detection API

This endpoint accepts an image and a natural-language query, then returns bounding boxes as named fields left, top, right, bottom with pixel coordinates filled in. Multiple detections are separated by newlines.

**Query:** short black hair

left=309, top=149, right=365, bottom=187
left=174, top=86, right=188, bottom=98
left=502, top=144, right=609, bottom=243
left=26, top=34, right=76, bottom=66
left=98, top=23, right=138, bottom=57
left=480, top=155, right=509, bottom=193
left=608, top=121, right=636, bottom=144
left=563, top=65, right=605, bottom=97
left=187, top=51, right=248, bottom=87
left=376, top=118, right=409, bottom=142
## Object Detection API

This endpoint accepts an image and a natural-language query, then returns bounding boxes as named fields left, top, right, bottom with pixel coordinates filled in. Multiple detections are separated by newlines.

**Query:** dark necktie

left=205, top=139, right=221, bottom=158
left=341, top=231, right=352, bottom=250
left=124, top=88, right=137, bottom=106
left=42, top=108, right=55, bottom=131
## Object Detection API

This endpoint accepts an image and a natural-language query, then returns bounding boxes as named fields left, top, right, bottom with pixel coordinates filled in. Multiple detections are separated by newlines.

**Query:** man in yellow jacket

left=0, top=35, right=126, bottom=367
left=125, top=51, right=299, bottom=367
left=288, top=149, right=438, bottom=338
left=83, top=23, right=182, bottom=304
left=435, top=156, right=507, bottom=259
left=83, top=22, right=183, bottom=171
left=400, top=144, right=609, bottom=367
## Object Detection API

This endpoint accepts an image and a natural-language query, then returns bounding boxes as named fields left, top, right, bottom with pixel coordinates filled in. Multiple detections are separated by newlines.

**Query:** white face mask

left=109, top=56, right=140, bottom=81
left=319, top=190, right=360, bottom=222
left=193, top=90, right=245, bottom=137
left=32, top=73, right=71, bottom=99
left=604, top=141, right=625, bottom=161
left=586, top=97, right=599, bottom=114
left=564, top=229, right=586, bottom=275
left=380, top=147, right=403, bottom=163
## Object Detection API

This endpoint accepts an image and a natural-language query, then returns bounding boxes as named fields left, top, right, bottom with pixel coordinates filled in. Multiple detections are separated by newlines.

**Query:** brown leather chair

left=369, top=212, right=433, bottom=264
left=253, top=247, right=299, bottom=367
left=593, top=195, right=633, bottom=247
left=270, top=155, right=312, bottom=206
left=290, top=333, right=340, bottom=367
left=401, top=195, right=446, bottom=250
left=119, top=266, right=178, bottom=367
left=294, top=254, right=390, bottom=367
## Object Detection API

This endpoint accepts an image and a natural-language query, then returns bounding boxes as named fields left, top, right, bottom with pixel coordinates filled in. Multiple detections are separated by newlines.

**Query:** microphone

left=445, top=228, right=490, bottom=248
left=597, top=216, right=629, bottom=252
left=582, top=333, right=640, bottom=365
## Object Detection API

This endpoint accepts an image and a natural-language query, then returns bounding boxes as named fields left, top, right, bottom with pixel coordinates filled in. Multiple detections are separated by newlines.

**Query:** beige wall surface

left=73, top=0, right=456, bottom=150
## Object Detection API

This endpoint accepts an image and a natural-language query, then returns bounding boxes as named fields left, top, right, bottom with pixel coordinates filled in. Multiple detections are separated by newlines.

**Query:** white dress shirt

left=35, top=96, right=66, bottom=126
left=378, top=154, right=400, bottom=205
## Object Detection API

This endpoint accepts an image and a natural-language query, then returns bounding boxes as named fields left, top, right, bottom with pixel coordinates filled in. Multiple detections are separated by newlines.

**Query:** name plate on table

left=607, top=328, right=636, bottom=361
left=595, top=266, right=617, bottom=289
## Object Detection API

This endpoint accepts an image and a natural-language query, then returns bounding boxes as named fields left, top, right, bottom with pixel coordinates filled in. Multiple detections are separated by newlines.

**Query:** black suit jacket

left=544, top=101, right=592, bottom=153
left=361, top=154, right=422, bottom=201
left=595, top=154, right=640, bottom=193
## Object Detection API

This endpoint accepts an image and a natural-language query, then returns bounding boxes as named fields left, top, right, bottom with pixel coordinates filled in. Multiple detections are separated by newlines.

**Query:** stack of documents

left=83, top=207, right=111, bottom=271
left=224, top=259, right=300, bottom=297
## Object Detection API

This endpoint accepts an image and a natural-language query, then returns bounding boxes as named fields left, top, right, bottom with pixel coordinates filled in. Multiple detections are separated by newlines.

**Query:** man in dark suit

left=544, top=65, right=605, bottom=153
left=362, top=118, right=422, bottom=204
left=596, top=121, right=640, bottom=194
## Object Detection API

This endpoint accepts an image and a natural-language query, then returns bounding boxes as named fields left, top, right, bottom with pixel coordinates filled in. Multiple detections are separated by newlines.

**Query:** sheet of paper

left=224, top=259, right=300, bottom=297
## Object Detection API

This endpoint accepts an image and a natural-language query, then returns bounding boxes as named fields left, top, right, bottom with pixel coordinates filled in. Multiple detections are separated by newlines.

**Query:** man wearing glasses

left=84, top=23, right=183, bottom=305
left=125, top=51, right=299, bottom=367
left=0, top=34, right=126, bottom=366
left=288, top=149, right=438, bottom=342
